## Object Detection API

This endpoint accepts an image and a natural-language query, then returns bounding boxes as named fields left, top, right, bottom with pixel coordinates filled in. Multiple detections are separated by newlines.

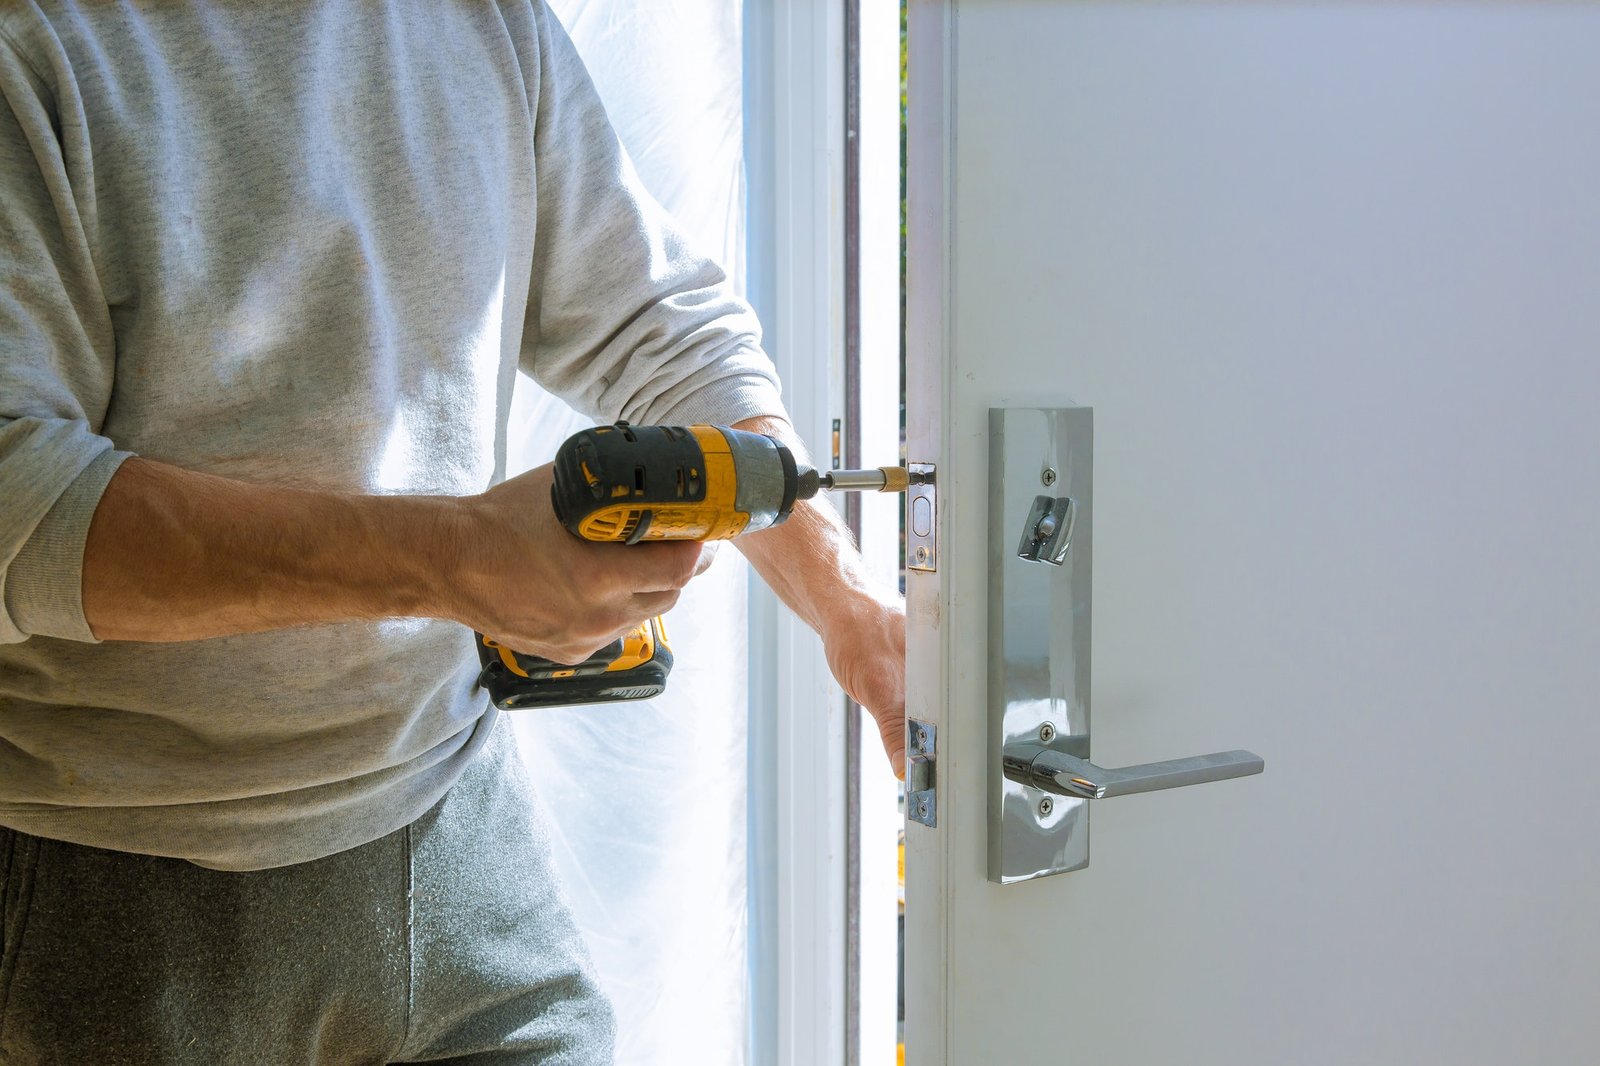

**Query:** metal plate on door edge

left=907, top=718, right=937, bottom=827
left=906, top=464, right=937, bottom=572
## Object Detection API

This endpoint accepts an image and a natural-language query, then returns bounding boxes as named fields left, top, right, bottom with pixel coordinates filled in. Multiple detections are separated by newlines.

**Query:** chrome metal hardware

left=1017, top=495, right=1075, bottom=565
left=1003, top=744, right=1263, bottom=800
left=907, top=464, right=937, bottom=572
left=989, top=406, right=1263, bottom=883
left=907, top=719, right=937, bottom=827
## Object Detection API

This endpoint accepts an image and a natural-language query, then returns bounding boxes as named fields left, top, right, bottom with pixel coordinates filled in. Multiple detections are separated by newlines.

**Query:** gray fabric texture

left=0, top=713, right=616, bottom=1064
left=0, top=0, right=784, bottom=869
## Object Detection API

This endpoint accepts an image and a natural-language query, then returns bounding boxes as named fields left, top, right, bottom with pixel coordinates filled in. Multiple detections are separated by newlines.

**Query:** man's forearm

left=731, top=415, right=907, bottom=774
left=735, top=492, right=894, bottom=634
left=728, top=416, right=893, bottom=630
left=82, top=458, right=465, bottom=642
left=80, top=456, right=701, bottom=659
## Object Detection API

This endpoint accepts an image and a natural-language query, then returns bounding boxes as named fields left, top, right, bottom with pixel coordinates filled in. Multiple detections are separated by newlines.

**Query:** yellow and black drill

left=476, top=422, right=910, bottom=709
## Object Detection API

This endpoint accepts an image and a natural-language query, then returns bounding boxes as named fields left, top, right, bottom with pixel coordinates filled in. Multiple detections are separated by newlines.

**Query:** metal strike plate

left=989, top=407, right=1094, bottom=882
left=906, top=464, right=937, bottom=572
left=907, top=718, right=937, bottom=827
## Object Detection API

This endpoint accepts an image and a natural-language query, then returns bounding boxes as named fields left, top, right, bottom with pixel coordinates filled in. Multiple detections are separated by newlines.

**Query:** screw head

left=1039, top=797, right=1054, bottom=818
left=914, top=545, right=929, bottom=563
left=1041, top=468, right=1058, bottom=486
left=1038, top=722, right=1056, bottom=744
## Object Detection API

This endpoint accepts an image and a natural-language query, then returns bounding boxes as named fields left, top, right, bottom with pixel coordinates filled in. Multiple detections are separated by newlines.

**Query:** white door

left=902, top=4, right=1600, bottom=1064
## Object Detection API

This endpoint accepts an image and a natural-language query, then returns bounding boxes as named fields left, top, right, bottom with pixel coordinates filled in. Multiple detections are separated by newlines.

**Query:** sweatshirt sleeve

left=517, top=2, right=788, bottom=430
left=0, top=23, right=129, bottom=645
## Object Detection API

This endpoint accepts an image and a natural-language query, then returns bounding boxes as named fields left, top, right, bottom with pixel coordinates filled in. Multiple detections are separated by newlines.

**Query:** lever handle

left=1003, top=743, right=1263, bottom=800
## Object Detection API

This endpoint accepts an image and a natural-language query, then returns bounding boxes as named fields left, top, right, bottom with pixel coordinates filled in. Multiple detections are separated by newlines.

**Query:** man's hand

left=728, top=416, right=909, bottom=780
left=821, top=594, right=907, bottom=778
left=453, top=464, right=706, bottom=663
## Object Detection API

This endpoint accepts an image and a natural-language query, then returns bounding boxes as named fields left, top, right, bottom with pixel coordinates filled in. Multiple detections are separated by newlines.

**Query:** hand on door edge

left=730, top=415, right=908, bottom=780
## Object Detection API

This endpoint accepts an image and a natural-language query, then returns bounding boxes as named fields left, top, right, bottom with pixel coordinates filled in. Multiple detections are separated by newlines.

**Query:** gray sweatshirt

left=0, top=1, right=784, bottom=870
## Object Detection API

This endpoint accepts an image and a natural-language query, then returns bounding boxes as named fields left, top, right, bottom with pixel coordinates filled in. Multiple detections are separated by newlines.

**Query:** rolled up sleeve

left=0, top=24, right=128, bottom=644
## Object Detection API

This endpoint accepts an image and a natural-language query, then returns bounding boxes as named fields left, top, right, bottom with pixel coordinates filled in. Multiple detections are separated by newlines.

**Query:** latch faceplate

left=907, top=718, right=937, bottom=827
left=906, top=464, right=937, bottom=572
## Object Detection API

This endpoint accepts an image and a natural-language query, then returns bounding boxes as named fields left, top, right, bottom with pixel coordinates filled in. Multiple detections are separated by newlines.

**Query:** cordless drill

left=476, top=421, right=910, bottom=709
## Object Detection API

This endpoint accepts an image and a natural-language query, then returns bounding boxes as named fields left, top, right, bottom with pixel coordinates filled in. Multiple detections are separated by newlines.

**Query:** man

left=0, top=1, right=905, bottom=1062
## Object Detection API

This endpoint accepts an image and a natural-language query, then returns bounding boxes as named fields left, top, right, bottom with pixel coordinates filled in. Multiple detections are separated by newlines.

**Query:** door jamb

left=902, top=0, right=955, bottom=1062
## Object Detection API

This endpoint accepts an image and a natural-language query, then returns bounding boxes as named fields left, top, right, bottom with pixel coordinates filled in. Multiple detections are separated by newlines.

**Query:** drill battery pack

left=476, top=616, right=674, bottom=710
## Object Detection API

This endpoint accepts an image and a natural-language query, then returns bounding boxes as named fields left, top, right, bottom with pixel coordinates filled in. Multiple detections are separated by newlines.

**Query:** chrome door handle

left=1003, top=744, right=1263, bottom=800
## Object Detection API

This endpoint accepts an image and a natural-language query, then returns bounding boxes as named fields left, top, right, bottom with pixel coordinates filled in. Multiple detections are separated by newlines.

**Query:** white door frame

left=744, top=2, right=850, bottom=1063
left=902, top=0, right=953, bottom=1061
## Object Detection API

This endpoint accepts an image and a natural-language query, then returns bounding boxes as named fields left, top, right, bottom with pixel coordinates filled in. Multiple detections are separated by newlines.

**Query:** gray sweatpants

left=0, top=717, right=615, bottom=1065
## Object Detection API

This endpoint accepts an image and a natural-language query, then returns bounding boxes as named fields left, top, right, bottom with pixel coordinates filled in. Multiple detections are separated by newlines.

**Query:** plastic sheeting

left=507, top=3, right=751, bottom=1062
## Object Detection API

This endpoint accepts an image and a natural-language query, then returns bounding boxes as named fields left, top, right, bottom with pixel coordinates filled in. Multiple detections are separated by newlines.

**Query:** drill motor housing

left=551, top=422, right=810, bottom=543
